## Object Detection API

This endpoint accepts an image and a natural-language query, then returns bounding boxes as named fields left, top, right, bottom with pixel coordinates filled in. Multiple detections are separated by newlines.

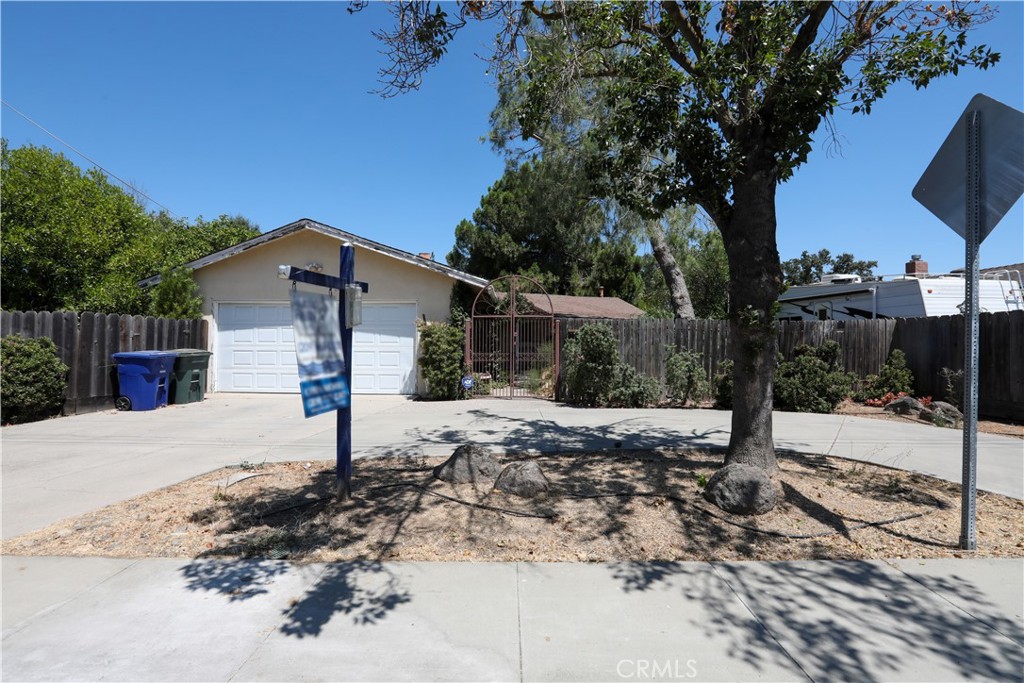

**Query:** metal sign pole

left=338, top=244, right=355, bottom=501
left=960, top=111, right=981, bottom=551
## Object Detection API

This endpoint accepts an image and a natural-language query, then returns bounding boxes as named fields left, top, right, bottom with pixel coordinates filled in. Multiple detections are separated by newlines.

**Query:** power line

left=1, top=99, right=181, bottom=218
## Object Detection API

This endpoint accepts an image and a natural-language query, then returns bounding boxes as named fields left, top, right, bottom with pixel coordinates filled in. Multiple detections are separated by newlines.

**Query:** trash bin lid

left=167, top=349, right=212, bottom=357
left=113, top=351, right=178, bottom=361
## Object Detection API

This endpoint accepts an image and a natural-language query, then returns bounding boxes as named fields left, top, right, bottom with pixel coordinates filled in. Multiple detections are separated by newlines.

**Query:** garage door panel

left=217, top=302, right=416, bottom=394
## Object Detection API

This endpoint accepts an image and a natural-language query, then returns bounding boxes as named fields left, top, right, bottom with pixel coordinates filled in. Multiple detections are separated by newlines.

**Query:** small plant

left=664, top=348, right=711, bottom=406
left=1, top=335, right=69, bottom=425
left=774, top=340, right=854, bottom=414
left=418, top=321, right=466, bottom=401
left=696, top=473, right=709, bottom=489
left=860, top=350, right=915, bottom=400
left=239, top=459, right=266, bottom=471
left=607, top=363, right=661, bottom=408
left=713, top=360, right=734, bottom=409
left=939, top=367, right=964, bottom=410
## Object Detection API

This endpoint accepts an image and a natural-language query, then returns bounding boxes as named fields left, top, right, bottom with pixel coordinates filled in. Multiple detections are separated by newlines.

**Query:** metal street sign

left=913, top=93, right=1024, bottom=242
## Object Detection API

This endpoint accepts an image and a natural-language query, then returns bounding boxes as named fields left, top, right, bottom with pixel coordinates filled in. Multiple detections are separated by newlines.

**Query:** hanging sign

left=290, top=290, right=350, bottom=418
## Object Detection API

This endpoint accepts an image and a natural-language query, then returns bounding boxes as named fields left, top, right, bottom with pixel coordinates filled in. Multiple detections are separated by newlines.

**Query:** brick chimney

left=417, top=252, right=433, bottom=261
left=598, top=286, right=605, bottom=297
left=905, top=254, right=928, bottom=277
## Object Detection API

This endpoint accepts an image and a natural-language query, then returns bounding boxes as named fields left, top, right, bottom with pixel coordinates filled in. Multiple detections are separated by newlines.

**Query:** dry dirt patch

left=4, top=449, right=1021, bottom=563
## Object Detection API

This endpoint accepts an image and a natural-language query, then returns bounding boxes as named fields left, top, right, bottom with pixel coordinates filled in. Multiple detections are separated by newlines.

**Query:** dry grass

left=4, top=449, right=1021, bottom=563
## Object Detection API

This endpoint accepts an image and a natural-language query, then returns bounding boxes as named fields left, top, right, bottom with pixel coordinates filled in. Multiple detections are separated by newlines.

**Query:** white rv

left=777, top=269, right=1023, bottom=321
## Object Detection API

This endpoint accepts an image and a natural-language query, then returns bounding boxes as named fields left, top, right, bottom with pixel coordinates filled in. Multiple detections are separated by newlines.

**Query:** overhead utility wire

left=1, top=99, right=181, bottom=218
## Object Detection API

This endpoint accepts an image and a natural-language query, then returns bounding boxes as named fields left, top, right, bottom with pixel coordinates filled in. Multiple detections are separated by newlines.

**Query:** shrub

left=562, top=323, right=620, bottom=406
left=774, top=340, right=854, bottom=414
left=607, top=363, right=662, bottom=408
left=860, top=350, right=914, bottom=400
left=665, top=348, right=710, bottom=406
left=149, top=265, right=203, bottom=319
left=713, top=360, right=734, bottom=409
left=1, top=335, right=69, bottom=424
left=417, top=322, right=465, bottom=400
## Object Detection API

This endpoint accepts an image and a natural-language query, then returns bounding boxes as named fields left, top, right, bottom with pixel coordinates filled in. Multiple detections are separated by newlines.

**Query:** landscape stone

left=494, top=461, right=550, bottom=498
left=703, top=463, right=779, bottom=516
left=884, top=396, right=925, bottom=416
left=433, top=444, right=502, bottom=484
left=921, top=400, right=964, bottom=426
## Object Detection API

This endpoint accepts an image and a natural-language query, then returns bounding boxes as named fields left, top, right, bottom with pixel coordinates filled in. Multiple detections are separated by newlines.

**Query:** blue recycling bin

left=112, top=351, right=178, bottom=411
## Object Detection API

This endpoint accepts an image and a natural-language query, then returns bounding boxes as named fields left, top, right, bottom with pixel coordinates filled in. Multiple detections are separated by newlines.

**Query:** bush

left=860, top=350, right=914, bottom=400
left=713, top=360, right=734, bottom=409
left=1, top=335, right=69, bottom=424
left=665, top=349, right=710, bottom=406
left=774, top=340, right=854, bottom=413
left=417, top=322, right=466, bottom=400
left=608, top=363, right=661, bottom=408
left=562, top=323, right=621, bottom=406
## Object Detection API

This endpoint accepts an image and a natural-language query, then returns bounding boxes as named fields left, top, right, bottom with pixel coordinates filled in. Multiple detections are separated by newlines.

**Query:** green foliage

left=417, top=322, right=466, bottom=401
left=774, top=341, right=854, bottom=414
left=607, top=363, right=661, bottom=408
left=713, top=360, right=734, bottom=410
left=939, top=367, right=964, bottom=410
left=1, top=335, right=68, bottom=424
left=149, top=265, right=203, bottom=319
left=561, top=323, right=621, bottom=406
left=1, top=141, right=260, bottom=315
left=664, top=349, right=710, bottom=406
left=861, top=350, right=915, bottom=400
left=782, top=248, right=879, bottom=286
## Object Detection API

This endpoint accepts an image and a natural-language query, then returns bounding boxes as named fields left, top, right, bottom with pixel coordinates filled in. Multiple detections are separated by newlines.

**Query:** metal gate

left=465, top=275, right=559, bottom=398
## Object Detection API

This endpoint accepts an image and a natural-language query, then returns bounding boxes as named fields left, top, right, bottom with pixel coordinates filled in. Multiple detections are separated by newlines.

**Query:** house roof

left=981, top=263, right=1023, bottom=276
left=138, top=218, right=489, bottom=288
left=522, top=293, right=646, bottom=319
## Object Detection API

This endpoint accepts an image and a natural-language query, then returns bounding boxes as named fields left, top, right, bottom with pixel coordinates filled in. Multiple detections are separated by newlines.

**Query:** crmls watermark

left=616, top=659, right=699, bottom=679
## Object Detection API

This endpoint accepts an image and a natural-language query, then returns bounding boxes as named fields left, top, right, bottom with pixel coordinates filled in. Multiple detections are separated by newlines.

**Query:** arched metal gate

left=465, top=275, right=559, bottom=398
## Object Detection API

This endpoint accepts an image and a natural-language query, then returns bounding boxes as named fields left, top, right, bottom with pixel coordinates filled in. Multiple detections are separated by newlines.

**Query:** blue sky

left=2, top=1, right=1021, bottom=277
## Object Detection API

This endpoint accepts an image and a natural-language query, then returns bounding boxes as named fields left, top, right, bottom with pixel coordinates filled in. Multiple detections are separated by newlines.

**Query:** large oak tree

left=359, top=1, right=999, bottom=509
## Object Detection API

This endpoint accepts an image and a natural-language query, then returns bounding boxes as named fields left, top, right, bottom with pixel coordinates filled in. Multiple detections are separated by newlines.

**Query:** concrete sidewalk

left=2, top=555, right=1021, bottom=682
left=2, top=395, right=1021, bottom=539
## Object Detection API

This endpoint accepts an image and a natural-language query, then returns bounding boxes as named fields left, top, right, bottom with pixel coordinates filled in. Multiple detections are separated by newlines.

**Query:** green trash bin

left=168, top=349, right=212, bottom=404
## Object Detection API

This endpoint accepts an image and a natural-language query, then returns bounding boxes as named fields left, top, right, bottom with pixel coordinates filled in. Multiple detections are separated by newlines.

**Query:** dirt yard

left=834, top=399, right=1023, bottom=438
left=4, top=449, right=1021, bottom=563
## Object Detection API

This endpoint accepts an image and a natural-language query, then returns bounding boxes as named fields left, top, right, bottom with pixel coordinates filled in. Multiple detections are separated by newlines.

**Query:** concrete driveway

left=2, top=393, right=1021, bottom=539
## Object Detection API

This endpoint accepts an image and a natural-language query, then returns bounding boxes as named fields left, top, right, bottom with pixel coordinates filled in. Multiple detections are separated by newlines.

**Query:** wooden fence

left=1, top=310, right=208, bottom=414
left=558, top=311, right=1022, bottom=421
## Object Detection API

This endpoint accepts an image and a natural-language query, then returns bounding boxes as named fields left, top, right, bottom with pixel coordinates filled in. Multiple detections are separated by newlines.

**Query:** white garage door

left=216, top=302, right=416, bottom=394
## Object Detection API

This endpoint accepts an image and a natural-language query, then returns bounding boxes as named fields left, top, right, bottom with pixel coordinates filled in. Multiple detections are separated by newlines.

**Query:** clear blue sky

left=2, top=1, right=1022, bottom=277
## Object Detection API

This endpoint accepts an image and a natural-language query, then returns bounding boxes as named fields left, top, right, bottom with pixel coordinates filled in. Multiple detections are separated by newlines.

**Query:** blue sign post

left=279, top=243, right=368, bottom=500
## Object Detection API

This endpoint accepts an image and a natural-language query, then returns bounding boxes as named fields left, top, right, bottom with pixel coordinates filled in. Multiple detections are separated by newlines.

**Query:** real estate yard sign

left=290, top=289, right=350, bottom=418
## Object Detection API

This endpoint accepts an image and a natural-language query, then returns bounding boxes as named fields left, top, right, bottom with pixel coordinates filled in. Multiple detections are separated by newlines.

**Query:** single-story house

left=140, top=218, right=487, bottom=395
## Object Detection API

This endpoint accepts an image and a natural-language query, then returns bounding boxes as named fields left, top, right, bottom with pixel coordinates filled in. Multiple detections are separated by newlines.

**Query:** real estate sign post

left=913, top=94, right=1024, bottom=550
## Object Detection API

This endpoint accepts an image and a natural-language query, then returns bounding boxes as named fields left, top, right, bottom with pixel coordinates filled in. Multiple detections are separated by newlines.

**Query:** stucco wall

left=192, top=228, right=464, bottom=393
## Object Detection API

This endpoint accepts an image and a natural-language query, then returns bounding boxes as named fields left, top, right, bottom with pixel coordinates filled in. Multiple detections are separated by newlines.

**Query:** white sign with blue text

left=290, top=290, right=350, bottom=418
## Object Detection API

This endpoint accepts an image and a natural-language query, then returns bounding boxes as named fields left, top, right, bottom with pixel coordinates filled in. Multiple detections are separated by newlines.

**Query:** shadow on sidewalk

left=179, top=559, right=411, bottom=638
left=608, top=559, right=1023, bottom=682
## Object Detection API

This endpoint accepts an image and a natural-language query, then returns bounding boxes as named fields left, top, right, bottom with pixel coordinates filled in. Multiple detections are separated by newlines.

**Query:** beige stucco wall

left=193, top=228, right=466, bottom=393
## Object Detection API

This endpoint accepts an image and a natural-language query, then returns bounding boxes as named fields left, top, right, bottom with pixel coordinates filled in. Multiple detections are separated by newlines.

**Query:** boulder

left=433, top=444, right=502, bottom=484
left=494, top=461, right=550, bottom=498
left=921, top=400, right=964, bottom=427
left=884, top=396, right=925, bottom=416
left=703, top=463, right=779, bottom=516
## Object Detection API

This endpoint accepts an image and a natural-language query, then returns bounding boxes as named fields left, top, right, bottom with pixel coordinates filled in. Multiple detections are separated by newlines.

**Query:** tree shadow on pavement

left=608, top=559, right=1023, bottom=682
left=384, top=407, right=730, bottom=455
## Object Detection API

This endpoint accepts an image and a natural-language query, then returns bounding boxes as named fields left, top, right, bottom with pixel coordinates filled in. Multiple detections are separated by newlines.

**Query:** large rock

left=703, top=463, right=779, bottom=516
left=494, top=461, right=549, bottom=498
left=433, top=445, right=502, bottom=484
left=921, top=401, right=964, bottom=427
left=884, top=396, right=926, bottom=416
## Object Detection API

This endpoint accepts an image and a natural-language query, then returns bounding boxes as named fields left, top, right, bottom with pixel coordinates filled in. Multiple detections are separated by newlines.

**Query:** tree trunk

left=647, top=223, right=696, bottom=319
left=718, top=159, right=783, bottom=474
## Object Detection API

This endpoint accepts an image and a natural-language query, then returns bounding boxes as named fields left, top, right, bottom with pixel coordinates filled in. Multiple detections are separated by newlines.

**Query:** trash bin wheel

left=115, top=396, right=132, bottom=411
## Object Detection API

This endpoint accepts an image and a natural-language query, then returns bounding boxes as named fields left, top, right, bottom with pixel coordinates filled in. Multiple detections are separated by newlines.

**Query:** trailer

left=777, top=270, right=1023, bottom=321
